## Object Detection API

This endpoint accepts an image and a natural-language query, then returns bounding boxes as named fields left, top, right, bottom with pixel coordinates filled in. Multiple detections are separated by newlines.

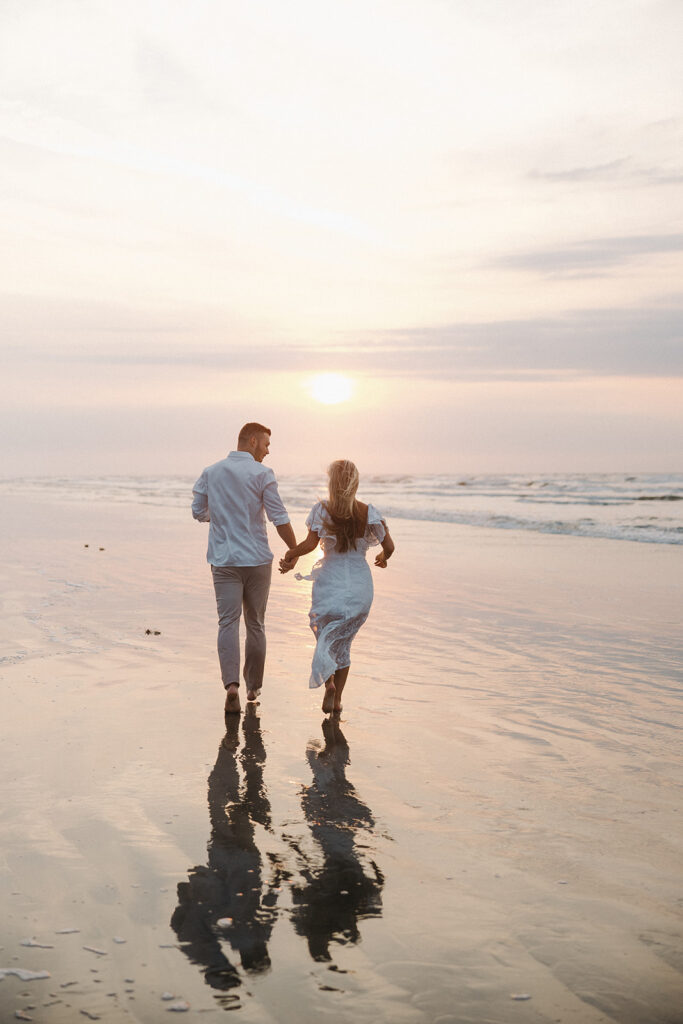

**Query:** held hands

left=281, top=544, right=388, bottom=572
left=279, top=549, right=299, bottom=574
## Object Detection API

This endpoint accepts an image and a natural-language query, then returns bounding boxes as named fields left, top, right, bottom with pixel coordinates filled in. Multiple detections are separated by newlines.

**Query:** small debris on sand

left=112, top=937, right=127, bottom=944
left=510, top=993, right=532, bottom=1001
left=55, top=929, right=80, bottom=935
left=167, top=1000, right=190, bottom=1012
left=0, top=969, right=50, bottom=981
left=20, top=939, right=54, bottom=949
left=161, top=992, right=175, bottom=1000
left=82, top=947, right=107, bottom=956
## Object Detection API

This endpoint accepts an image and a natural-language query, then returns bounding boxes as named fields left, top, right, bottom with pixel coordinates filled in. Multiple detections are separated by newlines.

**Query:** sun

left=308, top=373, right=354, bottom=405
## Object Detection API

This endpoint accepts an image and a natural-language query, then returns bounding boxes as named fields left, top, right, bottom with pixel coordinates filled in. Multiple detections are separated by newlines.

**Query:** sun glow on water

left=308, top=373, right=354, bottom=405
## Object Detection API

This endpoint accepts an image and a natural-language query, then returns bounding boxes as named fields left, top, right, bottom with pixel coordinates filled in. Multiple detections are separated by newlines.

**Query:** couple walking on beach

left=192, top=422, right=395, bottom=715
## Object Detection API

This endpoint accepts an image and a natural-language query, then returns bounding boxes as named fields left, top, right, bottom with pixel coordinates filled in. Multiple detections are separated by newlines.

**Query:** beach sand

left=1, top=491, right=682, bottom=1023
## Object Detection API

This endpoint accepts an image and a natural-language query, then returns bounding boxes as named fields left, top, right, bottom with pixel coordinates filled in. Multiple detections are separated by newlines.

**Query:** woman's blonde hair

left=322, top=459, right=364, bottom=553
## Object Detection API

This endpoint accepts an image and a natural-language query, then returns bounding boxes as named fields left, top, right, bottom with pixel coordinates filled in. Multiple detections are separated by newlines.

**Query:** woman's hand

left=279, top=549, right=298, bottom=574
left=375, top=528, right=394, bottom=569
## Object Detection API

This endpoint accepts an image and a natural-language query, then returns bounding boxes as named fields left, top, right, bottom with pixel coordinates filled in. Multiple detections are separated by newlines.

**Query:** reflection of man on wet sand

left=288, top=719, right=385, bottom=962
left=171, top=708, right=284, bottom=992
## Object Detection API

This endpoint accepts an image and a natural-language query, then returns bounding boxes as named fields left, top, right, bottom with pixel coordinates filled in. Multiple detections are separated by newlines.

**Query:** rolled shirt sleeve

left=191, top=472, right=210, bottom=522
left=262, top=474, right=290, bottom=526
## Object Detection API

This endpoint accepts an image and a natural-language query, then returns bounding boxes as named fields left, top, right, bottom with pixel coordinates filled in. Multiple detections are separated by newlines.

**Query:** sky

left=1, top=0, right=682, bottom=477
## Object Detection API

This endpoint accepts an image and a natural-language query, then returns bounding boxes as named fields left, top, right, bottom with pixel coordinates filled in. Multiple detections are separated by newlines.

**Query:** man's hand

left=279, top=549, right=298, bottom=574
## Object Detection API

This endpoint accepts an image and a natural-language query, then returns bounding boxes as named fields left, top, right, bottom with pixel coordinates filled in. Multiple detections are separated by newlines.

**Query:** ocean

left=1, top=472, right=681, bottom=545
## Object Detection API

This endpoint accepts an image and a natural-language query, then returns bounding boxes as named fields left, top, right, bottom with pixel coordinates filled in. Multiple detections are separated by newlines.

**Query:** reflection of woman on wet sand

left=171, top=707, right=283, bottom=994
left=287, top=719, right=384, bottom=962
left=280, top=460, right=395, bottom=713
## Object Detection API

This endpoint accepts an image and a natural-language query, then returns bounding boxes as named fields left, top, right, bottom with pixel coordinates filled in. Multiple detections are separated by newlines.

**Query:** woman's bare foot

left=331, top=666, right=349, bottom=714
left=322, top=681, right=336, bottom=713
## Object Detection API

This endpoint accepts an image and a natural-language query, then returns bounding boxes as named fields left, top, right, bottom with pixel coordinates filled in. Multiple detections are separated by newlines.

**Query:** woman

left=279, top=460, right=395, bottom=713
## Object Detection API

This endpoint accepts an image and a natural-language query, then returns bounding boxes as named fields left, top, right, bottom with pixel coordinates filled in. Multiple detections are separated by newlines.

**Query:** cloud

left=373, top=301, right=683, bottom=380
left=529, top=159, right=630, bottom=183
left=4, top=292, right=681, bottom=383
left=529, top=159, right=683, bottom=186
left=0, top=114, right=379, bottom=243
left=492, top=234, right=683, bottom=277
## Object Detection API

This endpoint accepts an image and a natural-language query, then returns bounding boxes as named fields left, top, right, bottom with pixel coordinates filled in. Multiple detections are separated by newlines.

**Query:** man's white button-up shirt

left=192, top=451, right=291, bottom=566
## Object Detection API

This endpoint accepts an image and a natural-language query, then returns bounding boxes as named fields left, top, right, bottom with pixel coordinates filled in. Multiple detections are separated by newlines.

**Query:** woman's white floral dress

left=299, top=502, right=386, bottom=688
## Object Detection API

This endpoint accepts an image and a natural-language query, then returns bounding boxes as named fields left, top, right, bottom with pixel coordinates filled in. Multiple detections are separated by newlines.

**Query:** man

left=192, top=423, right=297, bottom=714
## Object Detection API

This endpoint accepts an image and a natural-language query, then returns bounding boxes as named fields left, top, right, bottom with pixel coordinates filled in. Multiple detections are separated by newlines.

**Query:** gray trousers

left=211, top=563, right=272, bottom=691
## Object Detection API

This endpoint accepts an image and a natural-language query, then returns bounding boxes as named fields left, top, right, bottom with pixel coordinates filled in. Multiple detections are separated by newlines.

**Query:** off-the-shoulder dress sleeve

left=365, top=503, right=386, bottom=546
left=305, top=501, right=328, bottom=536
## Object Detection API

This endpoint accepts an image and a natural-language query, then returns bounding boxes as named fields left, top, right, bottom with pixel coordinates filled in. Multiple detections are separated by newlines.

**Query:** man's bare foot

left=332, top=703, right=343, bottom=714
left=224, top=684, right=241, bottom=714
left=321, top=681, right=336, bottom=714
left=246, top=688, right=260, bottom=702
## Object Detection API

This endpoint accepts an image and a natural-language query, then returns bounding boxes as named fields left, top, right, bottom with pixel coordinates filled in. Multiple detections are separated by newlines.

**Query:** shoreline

left=1, top=472, right=681, bottom=548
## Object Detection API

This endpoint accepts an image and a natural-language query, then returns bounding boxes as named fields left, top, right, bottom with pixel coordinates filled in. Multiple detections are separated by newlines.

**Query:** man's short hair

left=238, top=422, right=271, bottom=445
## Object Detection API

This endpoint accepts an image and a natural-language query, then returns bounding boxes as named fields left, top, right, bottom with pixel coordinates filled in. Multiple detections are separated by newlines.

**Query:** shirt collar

left=228, top=450, right=255, bottom=461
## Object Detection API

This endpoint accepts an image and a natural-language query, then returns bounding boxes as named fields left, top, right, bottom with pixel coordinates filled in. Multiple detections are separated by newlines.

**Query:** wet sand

left=1, top=491, right=682, bottom=1023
